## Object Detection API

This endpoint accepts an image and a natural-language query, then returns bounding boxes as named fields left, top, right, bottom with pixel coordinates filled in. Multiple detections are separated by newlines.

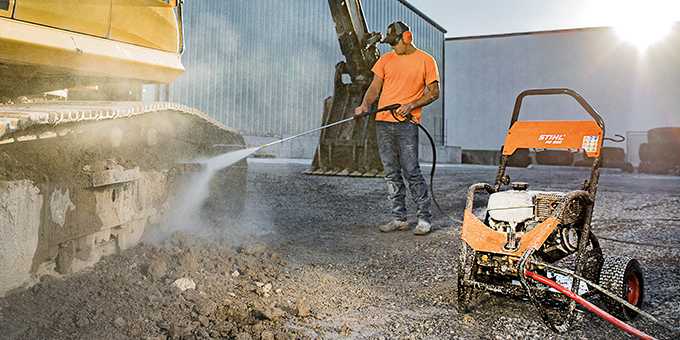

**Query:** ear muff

left=402, top=31, right=413, bottom=44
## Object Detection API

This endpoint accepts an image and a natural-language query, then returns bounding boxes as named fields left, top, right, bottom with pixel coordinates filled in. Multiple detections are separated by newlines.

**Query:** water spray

left=160, top=104, right=402, bottom=237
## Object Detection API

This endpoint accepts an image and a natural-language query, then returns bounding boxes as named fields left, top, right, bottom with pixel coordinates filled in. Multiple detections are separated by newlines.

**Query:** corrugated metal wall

left=169, top=0, right=445, bottom=148
left=169, top=0, right=340, bottom=139
left=444, top=26, right=680, bottom=151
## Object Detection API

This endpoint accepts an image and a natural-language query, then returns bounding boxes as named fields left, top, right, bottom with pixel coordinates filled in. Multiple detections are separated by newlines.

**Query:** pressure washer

left=456, top=88, right=678, bottom=339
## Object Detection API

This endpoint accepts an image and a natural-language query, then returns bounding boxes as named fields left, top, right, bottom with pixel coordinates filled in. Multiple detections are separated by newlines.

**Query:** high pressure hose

left=523, top=270, right=655, bottom=339
left=388, top=109, right=461, bottom=225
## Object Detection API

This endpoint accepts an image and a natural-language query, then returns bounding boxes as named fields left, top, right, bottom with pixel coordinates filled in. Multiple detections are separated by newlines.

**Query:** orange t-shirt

left=371, top=49, right=440, bottom=123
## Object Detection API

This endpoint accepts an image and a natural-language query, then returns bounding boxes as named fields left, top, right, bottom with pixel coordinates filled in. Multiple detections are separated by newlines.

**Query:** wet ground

left=1, top=160, right=679, bottom=339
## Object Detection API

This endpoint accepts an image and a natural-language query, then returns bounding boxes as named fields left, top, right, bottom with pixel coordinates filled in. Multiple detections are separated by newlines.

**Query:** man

left=354, top=21, right=440, bottom=235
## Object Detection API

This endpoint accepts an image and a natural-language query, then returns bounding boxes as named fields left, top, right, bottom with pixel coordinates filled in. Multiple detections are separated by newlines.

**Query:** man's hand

left=396, top=102, right=415, bottom=117
left=354, top=104, right=369, bottom=119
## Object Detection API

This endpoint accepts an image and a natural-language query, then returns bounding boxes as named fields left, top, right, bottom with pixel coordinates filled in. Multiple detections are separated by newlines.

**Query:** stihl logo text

left=538, top=134, right=565, bottom=145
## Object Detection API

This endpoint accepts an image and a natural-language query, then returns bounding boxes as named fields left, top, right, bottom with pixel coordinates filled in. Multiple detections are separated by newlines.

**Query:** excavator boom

left=307, top=0, right=384, bottom=176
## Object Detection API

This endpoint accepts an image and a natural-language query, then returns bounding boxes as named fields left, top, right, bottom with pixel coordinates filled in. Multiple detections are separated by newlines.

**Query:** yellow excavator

left=0, top=0, right=246, bottom=295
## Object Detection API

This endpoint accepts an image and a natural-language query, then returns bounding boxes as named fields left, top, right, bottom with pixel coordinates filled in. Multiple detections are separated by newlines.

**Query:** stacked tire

left=507, top=149, right=531, bottom=168
left=573, top=147, right=633, bottom=172
left=639, top=127, right=680, bottom=175
left=535, top=150, right=574, bottom=166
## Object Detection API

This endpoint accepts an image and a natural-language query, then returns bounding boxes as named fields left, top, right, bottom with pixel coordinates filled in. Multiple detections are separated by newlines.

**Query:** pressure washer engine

left=456, top=89, right=670, bottom=338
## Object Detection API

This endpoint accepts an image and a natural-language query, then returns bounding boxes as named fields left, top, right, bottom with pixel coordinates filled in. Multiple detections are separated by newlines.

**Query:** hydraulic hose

left=524, top=270, right=655, bottom=340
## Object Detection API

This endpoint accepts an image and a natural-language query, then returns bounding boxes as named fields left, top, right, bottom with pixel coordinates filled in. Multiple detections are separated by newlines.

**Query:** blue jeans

left=376, top=121, right=432, bottom=222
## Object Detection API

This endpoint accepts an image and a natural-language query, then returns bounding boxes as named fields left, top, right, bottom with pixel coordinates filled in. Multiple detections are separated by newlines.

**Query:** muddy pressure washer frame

left=456, top=88, right=668, bottom=338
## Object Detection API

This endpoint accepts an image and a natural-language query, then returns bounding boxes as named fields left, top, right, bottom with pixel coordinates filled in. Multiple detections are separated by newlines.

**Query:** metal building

left=444, top=25, right=680, bottom=165
left=166, top=0, right=447, bottom=159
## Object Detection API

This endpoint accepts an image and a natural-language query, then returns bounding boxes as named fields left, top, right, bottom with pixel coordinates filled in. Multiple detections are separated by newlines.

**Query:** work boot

left=413, top=219, right=432, bottom=235
left=378, top=219, right=409, bottom=233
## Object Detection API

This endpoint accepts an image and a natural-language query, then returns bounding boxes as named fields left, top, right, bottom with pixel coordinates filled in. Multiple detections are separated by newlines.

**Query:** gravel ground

left=1, top=160, right=678, bottom=339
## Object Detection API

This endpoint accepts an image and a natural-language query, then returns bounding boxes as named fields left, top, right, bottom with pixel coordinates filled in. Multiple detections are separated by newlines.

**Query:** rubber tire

left=647, top=127, right=680, bottom=145
left=535, top=150, right=574, bottom=166
left=457, top=241, right=476, bottom=313
left=598, top=256, right=644, bottom=320
left=573, top=158, right=592, bottom=167
left=639, top=143, right=680, bottom=174
left=639, top=161, right=664, bottom=175
left=602, top=147, right=625, bottom=164
left=642, top=143, right=680, bottom=164
left=622, top=162, right=634, bottom=173
left=573, top=147, right=627, bottom=169
left=638, top=143, right=651, bottom=162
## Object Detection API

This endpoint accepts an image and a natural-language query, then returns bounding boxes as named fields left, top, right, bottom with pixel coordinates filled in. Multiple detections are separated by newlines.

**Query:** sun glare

left=606, top=1, right=677, bottom=51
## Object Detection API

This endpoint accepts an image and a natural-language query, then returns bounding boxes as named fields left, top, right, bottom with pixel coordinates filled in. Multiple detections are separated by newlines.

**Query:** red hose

left=524, top=270, right=655, bottom=340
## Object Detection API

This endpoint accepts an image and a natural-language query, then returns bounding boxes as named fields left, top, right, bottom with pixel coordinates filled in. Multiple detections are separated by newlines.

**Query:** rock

left=229, top=303, right=251, bottom=321
left=156, top=321, right=170, bottom=330
left=172, top=278, right=196, bottom=291
left=183, top=289, right=201, bottom=302
left=340, top=323, right=352, bottom=336
left=261, top=330, right=275, bottom=340
left=114, top=316, right=126, bottom=328
left=254, top=305, right=285, bottom=321
left=266, top=306, right=285, bottom=321
left=198, top=315, right=210, bottom=327
left=262, top=283, right=272, bottom=295
left=236, top=332, right=253, bottom=340
left=195, top=298, right=217, bottom=316
left=296, top=298, right=311, bottom=317
left=75, top=314, right=90, bottom=328
left=177, top=250, right=199, bottom=273
left=145, top=258, right=168, bottom=280
left=231, top=270, right=240, bottom=278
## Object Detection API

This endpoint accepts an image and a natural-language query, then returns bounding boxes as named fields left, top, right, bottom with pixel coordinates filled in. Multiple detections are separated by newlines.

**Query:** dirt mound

left=0, top=233, right=311, bottom=339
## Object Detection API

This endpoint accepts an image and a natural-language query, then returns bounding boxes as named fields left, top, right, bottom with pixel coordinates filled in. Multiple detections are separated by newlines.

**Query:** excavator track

left=0, top=102, right=247, bottom=296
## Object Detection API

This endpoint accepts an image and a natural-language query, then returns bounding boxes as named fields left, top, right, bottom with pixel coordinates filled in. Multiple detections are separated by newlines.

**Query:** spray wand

left=257, top=104, right=401, bottom=150
left=207, top=105, right=401, bottom=172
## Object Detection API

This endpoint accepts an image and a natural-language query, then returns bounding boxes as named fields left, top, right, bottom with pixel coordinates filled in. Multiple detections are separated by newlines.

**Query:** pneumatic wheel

left=598, top=256, right=644, bottom=320
left=457, top=240, right=477, bottom=313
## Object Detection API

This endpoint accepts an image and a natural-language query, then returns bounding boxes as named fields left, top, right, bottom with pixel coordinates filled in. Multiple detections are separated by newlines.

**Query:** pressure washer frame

left=457, top=88, right=647, bottom=333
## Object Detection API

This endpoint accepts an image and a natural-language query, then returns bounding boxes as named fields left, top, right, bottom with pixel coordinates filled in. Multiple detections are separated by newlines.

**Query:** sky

left=408, top=0, right=680, bottom=37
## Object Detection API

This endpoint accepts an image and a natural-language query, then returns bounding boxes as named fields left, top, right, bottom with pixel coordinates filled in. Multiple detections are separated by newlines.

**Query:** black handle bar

left=510, top=88, right=605, bottom=131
